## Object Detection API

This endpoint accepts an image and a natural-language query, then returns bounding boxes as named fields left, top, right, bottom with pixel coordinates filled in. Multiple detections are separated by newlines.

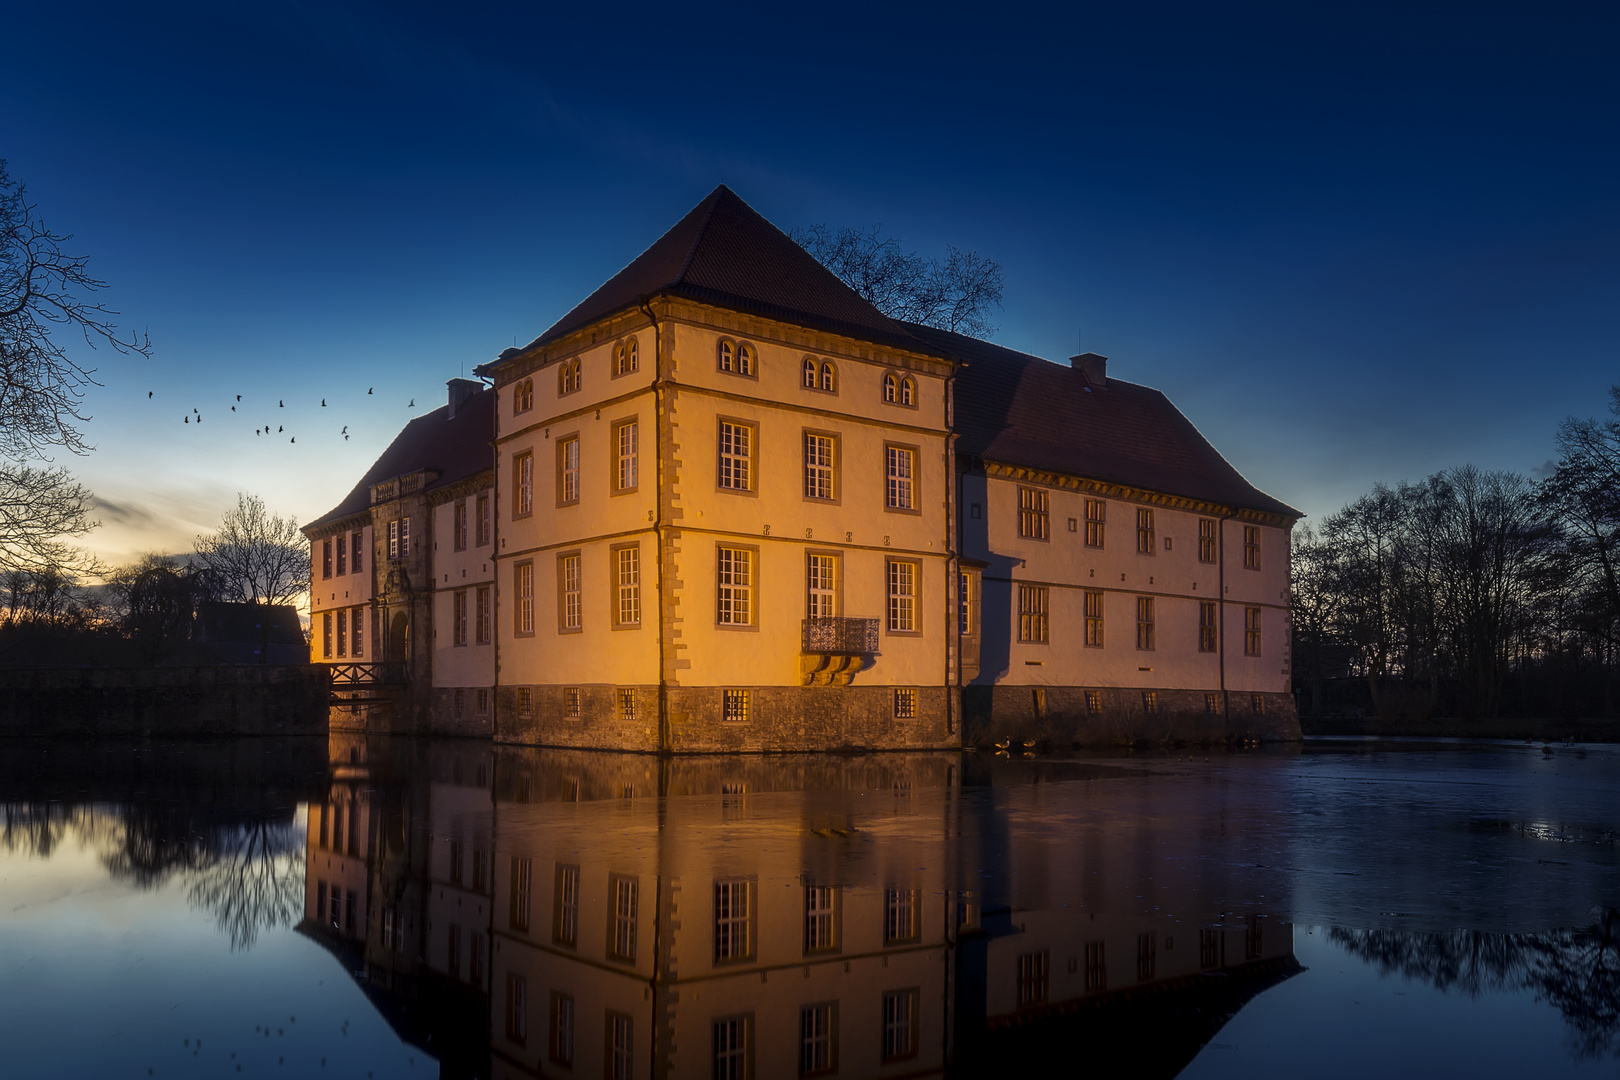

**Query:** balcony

left=801, top=618, right=879, bottom=686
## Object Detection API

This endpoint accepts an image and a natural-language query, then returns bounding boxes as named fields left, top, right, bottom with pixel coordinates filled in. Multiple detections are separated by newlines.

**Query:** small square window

left=1142, top=690, right=1158, bottom=714
left=1205, top=692, right=1220, bottom=714
left=618, top=689, right=637, bottom=721
left=1084, top=689, right=1102, bottom=713
left=722, top=689, right=749, bottom=724
left=894, top=688, right=918, bottom=720
left=564, top=688, right=581, bottom=719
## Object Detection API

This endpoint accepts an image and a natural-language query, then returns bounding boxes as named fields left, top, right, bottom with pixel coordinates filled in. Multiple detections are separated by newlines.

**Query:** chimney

left=1070, top=352, right=1108, bottom=387
left=446, top=378, right=480, bottom=418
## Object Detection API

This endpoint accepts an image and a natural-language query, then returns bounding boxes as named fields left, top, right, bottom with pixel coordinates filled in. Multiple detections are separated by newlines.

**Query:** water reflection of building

left=304, top=742, right=1301, bottom=1079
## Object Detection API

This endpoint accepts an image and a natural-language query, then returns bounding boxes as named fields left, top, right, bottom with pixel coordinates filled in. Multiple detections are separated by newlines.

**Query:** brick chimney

left=1070, top=352, right=1108, bottom=387
left=447, top=378, right=480, bottom=418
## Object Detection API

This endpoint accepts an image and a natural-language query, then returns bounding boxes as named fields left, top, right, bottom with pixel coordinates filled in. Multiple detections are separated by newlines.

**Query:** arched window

left=558, top=359, right=580, bottom=396
left=570, top=359, right=580, bottom=393
left=515, top=378, right=533, bottom=414
left=802, top=357, right=817, bottom=388
left=615, top=338, right=639, bottom=376
left=737, top=343, right=756, bottom=376
left=719, top=339, right=735, bottom=371
left=883, top=373, right=898, bottom=402
left=626, top=337, right=639, bottom=373
left=820, top=361, right=836, bottom=392
left=901, top=377, right=916, bottom=407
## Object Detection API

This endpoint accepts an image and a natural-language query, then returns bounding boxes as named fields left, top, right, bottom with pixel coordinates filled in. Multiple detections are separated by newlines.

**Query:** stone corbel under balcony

left=800, top=617, right=880, bottom=686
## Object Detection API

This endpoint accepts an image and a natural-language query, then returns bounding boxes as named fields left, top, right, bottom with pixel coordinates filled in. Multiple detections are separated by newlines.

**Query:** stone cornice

left=970, top=458, right=1297, bottom=529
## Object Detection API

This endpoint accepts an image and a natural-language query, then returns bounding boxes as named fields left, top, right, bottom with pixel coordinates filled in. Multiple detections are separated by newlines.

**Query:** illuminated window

left=894, top=688, right=918, bottom=719
left=1206, top=692, right=1220, bottom=714
left=556, top=437, right=578, bottom=505
left=510, top=857, right=532, bottom=932
left=1085, top=689, right=1102, bottom=713
left=1017, top=951, right=1049, bottom=1007
left=1244, top=526, right=1261, bottom=570
left=518, top=687, right=532, bottom=718
left=515, top=561, right=534, bottom=635
left=1199, top=518, right=1217, bottom=563
left=804, top=886, right=839, bottom=953
left=1136, top=597, right=1155, bottom=650
left=717, top=547, right=753, bottom=625
left=720, top=339, right=736, bottom=371
left=553, top=864, right=579, bottom=945
left=958, top=572, right=973, bottom=635
left=454, top=590, right=468, bottom=646
left=514, top=451, right=534, bottom=517
left=886, top=559, right=917, bottom=632
left=1245, top=606, right=1262, bottom=656
left=802, top=355, right=816, bottom=387
left=614, top=420, right=638, bottom=492
left=714, top=879, right=754, bottom=962
left=900, top=376, right=916, bottom=406
left=615, top=546, right=640, bottom=627
left=804, top=433, right=836, bottom=499
left=883, top=372, right=898, bottom=402
left=736, top=342, right=755, bottom=376
left=886, top=445, right=915, bottom=510
left=1137, top=508, right=1155, bottom=554
left=722, top=689, right=749, bottom=724
left=884, top=888, right=918, bottom=943
left=820, top=361, right=836, bottom=392
left=1142, top=690, right=1158, bottom=714
left=618, top=688, right=636, bottom=721
left=1018, top=584, right=1049, bottom=643
left=609, top=876, right=638, bottom=962
left=322, top=612, right=332, bottom=658
left=800, top=1003, right=836, bottom=1076
left=614, top=337, right=639, bottom=376
left=1085, top=498, right=1105, bottom=548
left=881, top=989, right=917, bottom=1061
left=1084, top=590, right=1104, bottom=647
left=1252, top=692, right=1266, bottom=715
left=563, top=687, right=581, bottom=719
left=806, top=553, right=836, bottom=617
left=559, top=554, right=581, bottom=631
left=1018, top=487, right=1049, bottom=540
left=719, top=421, right=752, bottom=491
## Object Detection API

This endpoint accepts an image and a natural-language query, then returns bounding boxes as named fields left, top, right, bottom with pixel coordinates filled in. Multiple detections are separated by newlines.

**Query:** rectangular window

left=1201, top=928, right=1223, bottom=969
left=556, top=553, right=581, bottom=631
left=884, top=888, right=918, bottom=944
left=1247, top=916, right=1264, bottom=959
left=352, top=606, right=364, bottom=656
left=1017, top=951, right=1050, bottom=1007
left=322, top=612, right=332, bottom=658
left=336, top=536, right=346, bottom=575
left=322, top=539, right=332, bottom=579
left=1018, top=486, right=1049, bottom=540
left=454, top=590, right=468, bottom=646
left=505, top=973, right=527, bottom=1045
left=800, top=1003, right=836, bottom=1076
left=513, top=451, right=534, bottom=517
left=473, top=849, right=487, bottom=892
left=618, top=688, right=636, bottom=721
left=336, top=610, right=347, bottom=658
left=804, top=433, right=836, bottom=500
left=352, top=530, right=364, bottom=574
left=476, top=496, right=490, bottom=546
left=806, top=553, right=836, bottom=617
left=1245, top=606, right=1262, bottom=656
left=719, top=420, right=752, bottom=491
left=476, top=688, right=488, bottom=714
left=1138, top=933, right=1158, bottom=981
left=712, top=1016, right=749, bottom=1080
left=476, top=587, right=491, bottom=644
left=1199, top=601, right=1218, bottom=653
left=455, top=501, right=468, bottom=551
left=518, top=687, right=533, bottom=718
left=893, top=688, right=918, bottom=719
left=1206, top=691, right=1220, bottom=714
left=614, top=420, right=639, bottom=492
left=717, top=547, right=753, bottom=625
left=1017, top=584, right=1049, bottom=643
left=388, top=519, right=399, bottom=560
left=1086, top=941, right=1107, bottom=991
left=1137, top=508, right=1155, bottom=554
left=608, top=875, right=638, bottom=962
left=514, top=561, right=534, bottom=635
left=554, top=864, right=579, bottom=946
left=1142, top=690, right=1158, bottom=714
left=1136, top=596, right=1155, bottom=651
left=607, top=1012, right=633, bottom=1080
left=886, top=559, right=917, bottom=633
left=1085, top=689, right=1102, bottom=713
left=1244, top=525, right=1261, bottom=570
left=881, top=990, right=918, bottom=1062
left=549, top=991, right=575, bottom=1067
left=885, top=445, right=916, bottom=510
left=469, top=931, right=483, bottom=986
left=449, top=839, right=463, bottom=884
left=563, top=687, right=581, bottom=719
left=1083, top=590, right=1104, bottom=647
left=1084, top=498, right=1106, bottom=548
left=722, top=689, right=749, bottom=724
left=714, top=880, right=754, bottom=963
left=615, top=545, right=641, bottom=627
left=804, top=886, right=839, bottom=953
left=959, top=572, right=972, bottom=635
left=401, top=516, right=411, bottom=557
left=557, top=436, right=579, bottom=505
left=510, top=856, right=532, bottom=933
left=1199, top=518, right=1217, bottom=563
left=1252, top=692, right=1266, bottom=715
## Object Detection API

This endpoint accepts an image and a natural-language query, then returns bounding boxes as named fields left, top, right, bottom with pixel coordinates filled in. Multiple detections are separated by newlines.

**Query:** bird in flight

left=409, top=399, right=415, bottom=407
left=344, top=434, right=350, bottom=441
left=147, top=391, right=152, bottom=399
left=184, top=416, right=189, bottom=423
left=341, top=426, right=348, bottom=434
left=368, top=388, right=373, bottom=395
left=278, top=425, right=283, bottom=433
left=279, top=400, right=284, bottom=407
left=321, top=399, right=327, bottom=407
left=236, top=395, right=241, bottom=401
left=291, top=437, right=296, bottom=444
left=231, top=406, right=235, bottom=411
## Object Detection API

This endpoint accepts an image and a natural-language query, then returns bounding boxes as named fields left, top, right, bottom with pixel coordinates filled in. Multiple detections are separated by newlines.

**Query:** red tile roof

left=304, top=387, right=495, bottom=533
left=907, top=323, right=1301, bottom=519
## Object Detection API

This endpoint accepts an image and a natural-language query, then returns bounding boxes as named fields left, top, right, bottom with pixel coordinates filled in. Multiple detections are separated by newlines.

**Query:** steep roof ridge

left=674, top=184, right=727, bottom=285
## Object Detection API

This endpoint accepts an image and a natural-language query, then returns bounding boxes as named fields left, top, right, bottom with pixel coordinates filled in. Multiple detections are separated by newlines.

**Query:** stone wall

left=0, top=665, right=331, bottom=737
left=962, top=685, right=1300, bottom=747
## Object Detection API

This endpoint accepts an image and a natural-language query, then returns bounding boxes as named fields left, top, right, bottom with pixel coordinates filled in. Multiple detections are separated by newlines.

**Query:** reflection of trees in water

left=1331, top=914, right=1620, bottom=1060
left=1, top=799, right=304, bottom=951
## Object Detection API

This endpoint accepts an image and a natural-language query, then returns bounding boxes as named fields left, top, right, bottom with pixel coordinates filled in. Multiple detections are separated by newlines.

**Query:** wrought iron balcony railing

left=801, top=617, right=880, bottom=655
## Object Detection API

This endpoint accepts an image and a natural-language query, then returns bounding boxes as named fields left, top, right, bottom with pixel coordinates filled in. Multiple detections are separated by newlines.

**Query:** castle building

left=306, top=187, right=1300, bottom=748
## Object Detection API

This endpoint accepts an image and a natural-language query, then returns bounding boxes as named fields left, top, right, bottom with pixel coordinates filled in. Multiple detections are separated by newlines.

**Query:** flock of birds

left=152, top=386, right=419, bottom=444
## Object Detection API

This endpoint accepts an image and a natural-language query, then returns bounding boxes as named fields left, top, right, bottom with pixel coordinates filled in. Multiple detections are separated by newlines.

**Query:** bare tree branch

left=791, top=224, right=1003, bottom=337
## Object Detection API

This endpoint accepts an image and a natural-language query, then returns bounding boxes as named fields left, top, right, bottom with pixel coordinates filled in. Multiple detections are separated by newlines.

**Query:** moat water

left=1, top=736, right=1616, bottom=1079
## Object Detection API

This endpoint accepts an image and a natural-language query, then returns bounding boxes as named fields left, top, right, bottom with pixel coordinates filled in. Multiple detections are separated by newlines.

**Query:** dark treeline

left=1294, top=386, right=1620, bottom=721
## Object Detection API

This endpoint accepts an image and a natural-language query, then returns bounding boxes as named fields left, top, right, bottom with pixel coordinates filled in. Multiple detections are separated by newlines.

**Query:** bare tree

left=0, top=159, right=147, bottom=577
left=193, top=494, right=309, bottom=608
left=791, top=224, right=1004, bottom=337
left=185, top=818, right=304, bottom=951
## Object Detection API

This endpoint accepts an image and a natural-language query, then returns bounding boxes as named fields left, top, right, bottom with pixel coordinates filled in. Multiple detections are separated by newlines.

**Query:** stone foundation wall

left=963, top=686, right=1300, bottom=747
left=0, top=665, right=330, bottom=737
left=496, top=685, right=662, bottom=752
left=428, top=687, right=496, bottom=738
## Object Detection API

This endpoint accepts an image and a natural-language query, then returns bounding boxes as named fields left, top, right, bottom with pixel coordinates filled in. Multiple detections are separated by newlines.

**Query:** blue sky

left=4, top=1, right=1617, bottom=565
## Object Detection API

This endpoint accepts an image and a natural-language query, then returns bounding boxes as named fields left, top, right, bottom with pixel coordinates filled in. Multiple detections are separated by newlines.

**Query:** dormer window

left=614, top=337, right=639, bottom=377
left=557, top=358, right=580, bottom=396
left=514, top=378, right=534, bottom=415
